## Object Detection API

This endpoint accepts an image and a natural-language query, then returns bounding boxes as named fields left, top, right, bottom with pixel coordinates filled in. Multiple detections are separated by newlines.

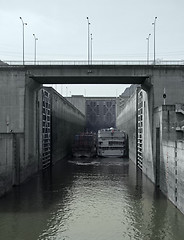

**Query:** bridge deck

left=0, top=62, right=183, bottom=85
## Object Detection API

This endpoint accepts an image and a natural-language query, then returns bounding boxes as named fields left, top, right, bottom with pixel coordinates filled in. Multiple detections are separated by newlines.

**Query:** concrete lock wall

left=0, top=70, right=27, bottom=196
left=176, top=141, right=184, bottom=214
left=0, top=69, right=85, bottom=197
left=116, top=89, right=137, bottom=163
left=23, top=76, right=41, bottom=182
left=66, top=95, right=86, bottom=115
left=117, top=89, right=184, bottom=216
left=142, top=88, right=155, bottom=182
left=0, top=71, right=42, bottom=195
left=0, top=134, right=14, bottom=196
left=0, top=70, right=25, bottom=133
left=154, top=105, right=184, bottom=215
left=154, top=106, right=176, bottom=194
left=117, top=86, right=155, bottom=183
left=151, top=68, right=184, bottom=107
left=41, top=87, right=85, bottom=164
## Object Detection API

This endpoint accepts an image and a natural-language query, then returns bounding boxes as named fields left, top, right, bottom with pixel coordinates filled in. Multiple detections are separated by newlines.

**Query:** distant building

left=66, top=95, right=117, bottom=132
left=86, top=97, right=116, bottom=132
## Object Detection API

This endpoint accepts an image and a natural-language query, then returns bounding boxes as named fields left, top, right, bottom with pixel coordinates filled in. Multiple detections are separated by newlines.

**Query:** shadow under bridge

left=28, top=65, right=150, bottom=85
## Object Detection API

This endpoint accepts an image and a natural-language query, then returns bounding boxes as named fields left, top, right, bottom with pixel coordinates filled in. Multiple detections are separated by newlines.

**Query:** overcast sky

left=0, top=0, right=184, bottom=96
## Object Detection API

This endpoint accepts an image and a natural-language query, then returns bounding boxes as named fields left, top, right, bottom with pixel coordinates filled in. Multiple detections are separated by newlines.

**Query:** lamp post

left=91, top=33, right=93, bottom=64
left=87, top=17, right=90, bottom=65
left=146, top=33, right=151, bottom=64
left=20, top=17, right=27, bottom=65
left=33, top=34, right=38, bottom=65
left=152, top=17, right=157, bottom=65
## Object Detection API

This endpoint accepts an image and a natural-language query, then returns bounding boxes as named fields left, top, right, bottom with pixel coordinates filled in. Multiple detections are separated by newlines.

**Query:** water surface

left=0, top=158, right=184, bottom=240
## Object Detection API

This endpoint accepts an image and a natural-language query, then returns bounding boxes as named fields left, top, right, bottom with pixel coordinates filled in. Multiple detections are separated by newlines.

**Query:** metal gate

left=137, top=90, right=143, bottom=170
left=42, top=89, right=51, bottom=169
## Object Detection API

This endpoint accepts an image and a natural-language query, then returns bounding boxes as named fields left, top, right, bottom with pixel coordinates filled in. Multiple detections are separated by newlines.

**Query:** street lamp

left=33, top=34, right=38, bottom=65
left=20, top=17, right=27, bottom=65
left=87, top=17, right=90, bottom=65
left=146, top=33, right=151, bottom=64
left=91, top=33, right=93, bottom=64
left=152, top=17, right=157, bottom=65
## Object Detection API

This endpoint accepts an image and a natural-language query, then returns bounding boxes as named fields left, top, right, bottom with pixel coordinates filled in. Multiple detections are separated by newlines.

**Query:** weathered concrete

left=0, top=70, right=85, bottom=196
left=141, top=88, right=155, bottom=182
left=115, top=64, right=184, bottom=217
left=116, top=89, right=137, bottom=162
left=0, top=69, right=25, bottom=133
left=43, top=88, right=85, bottom=163
left=116, top=64, right=184, bottom=180
left=24, top=76, right=41, bottom=182
left=1, top=64, right=184, bottom=201
left=1, top=65, right=184, bottom=106
left=0, top=70, right=41, bottom=195
left=0, top=134, right=14, bottom=195
left=25, top=65, right=149, bottom=85
left=154, top=105, right=184, bottom=215
left=1, top=64, right=184, bottom=86
left=176, top=141, right=184, bottom=214
left=66, top=95, right=86, bottom=115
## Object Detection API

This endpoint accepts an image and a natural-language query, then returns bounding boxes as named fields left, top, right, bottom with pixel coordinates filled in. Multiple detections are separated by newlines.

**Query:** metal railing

left=1, top=60, right=184, bottom=66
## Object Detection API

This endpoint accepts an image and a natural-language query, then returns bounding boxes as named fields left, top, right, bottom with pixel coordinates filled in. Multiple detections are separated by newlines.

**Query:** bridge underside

left=30, top=76, right=148, bottom=85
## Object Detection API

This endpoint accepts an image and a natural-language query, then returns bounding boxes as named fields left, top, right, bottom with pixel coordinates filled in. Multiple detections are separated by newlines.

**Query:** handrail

left=1, top=60, right=184, bottom=66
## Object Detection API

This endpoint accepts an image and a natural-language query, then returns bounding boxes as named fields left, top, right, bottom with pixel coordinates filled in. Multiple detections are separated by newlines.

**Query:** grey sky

left=0, top=0, right=184, bottom=96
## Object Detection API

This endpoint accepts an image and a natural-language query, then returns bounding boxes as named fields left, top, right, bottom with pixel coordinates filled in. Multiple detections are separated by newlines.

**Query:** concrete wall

left=117, top=66, right=184, bottom=183
left=0, top=69, right=25, bottom=133
left=151, top=68, right=184, bottom=108
left=116, top=89, right=137, bottom=163
left=142, top=88, right=155, bottom=182
left=0, top=70, right=28, bottom=195
left=154, top=105, right=184, bottom=215
left=66, top=95, right=86, bottom=115
left=117, top=83, right=184, bottom=216
left=176, top=141, right=184, bottom=214
left=23, top=76, right=41, bottom=181
left=0, top=70, right=41, bottom=186
left=0, top=134, right=14, bottom=195
left=0, top=69, right=85, bottom=197
left=1, top=65, right=184, bottom=203
left=43, top=88, right=85, bottom=164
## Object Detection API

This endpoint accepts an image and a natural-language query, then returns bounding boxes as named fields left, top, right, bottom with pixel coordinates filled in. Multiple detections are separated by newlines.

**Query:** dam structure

left=0, top=62, right=184, bottom=214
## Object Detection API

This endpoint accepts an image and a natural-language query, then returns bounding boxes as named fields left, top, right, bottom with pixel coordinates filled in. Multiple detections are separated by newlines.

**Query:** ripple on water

left=1, top=158, right=184, bottom=240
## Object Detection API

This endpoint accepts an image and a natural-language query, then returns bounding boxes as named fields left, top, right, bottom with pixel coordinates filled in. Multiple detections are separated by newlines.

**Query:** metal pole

left=20, top=17, right=27, bottom=65
left=146, top=34, right=151, bottom=64
left=152, top=17, right=157, bottom=65
left=91, top=33, right=93, bottom=64
left=33, top=34, right=38, bottom=65
left=87, top=17, right=90, bottom=65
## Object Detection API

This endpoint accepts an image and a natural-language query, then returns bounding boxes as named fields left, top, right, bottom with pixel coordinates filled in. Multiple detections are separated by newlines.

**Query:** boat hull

left=72, top=133, right=97, bottom=158
left=97, top=128, right=128, bottom=158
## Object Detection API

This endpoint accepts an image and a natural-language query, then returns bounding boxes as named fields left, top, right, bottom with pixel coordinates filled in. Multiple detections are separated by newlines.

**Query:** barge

left=72, top=132, right=97, bottom=158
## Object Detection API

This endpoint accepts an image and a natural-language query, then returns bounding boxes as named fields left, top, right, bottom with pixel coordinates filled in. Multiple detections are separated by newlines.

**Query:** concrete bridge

left=0, top=62, right=184, bottom=207
left=1, top=62, right=184, bottom=105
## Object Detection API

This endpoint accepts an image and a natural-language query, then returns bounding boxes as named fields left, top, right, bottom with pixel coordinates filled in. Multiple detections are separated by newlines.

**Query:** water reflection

left=0, top=158, right=183, bottom=240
